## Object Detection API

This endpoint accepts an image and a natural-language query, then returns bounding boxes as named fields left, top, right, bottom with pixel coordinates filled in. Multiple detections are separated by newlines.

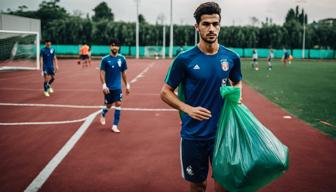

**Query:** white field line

left=0, top=102, right=177, bottom=111
left=24, top=110, right=100, bottom=192
left=20, top=61, right=173, bottom=192
left=0, top=88, right=160, bottom=96
left=129, top=63, right=154, bottom=84
left=0, top=117, right=87, bottom=126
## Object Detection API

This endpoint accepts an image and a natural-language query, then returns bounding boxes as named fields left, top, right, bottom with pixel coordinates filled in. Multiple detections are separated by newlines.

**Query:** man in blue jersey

left=99, top=39, right=130, bottom=133
left=160, top=2, right=242, bottom=192
left=40, top=40, right=58, bottom=97
left=282, top=48, right=290, bottom=65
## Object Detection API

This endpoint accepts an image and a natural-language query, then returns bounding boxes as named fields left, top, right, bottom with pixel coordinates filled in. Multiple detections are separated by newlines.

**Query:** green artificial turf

left=241, top=59, right=336, bottom=138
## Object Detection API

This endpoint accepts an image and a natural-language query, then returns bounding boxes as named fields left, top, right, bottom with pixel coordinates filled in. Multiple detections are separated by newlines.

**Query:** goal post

left=0, top=30, right=40, bottom=70
left=144, top=46, right=162, bottom=59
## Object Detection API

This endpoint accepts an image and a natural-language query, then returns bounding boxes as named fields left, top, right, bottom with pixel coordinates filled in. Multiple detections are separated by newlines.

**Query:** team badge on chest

left=117, top=59, right=122, bottom=67
left=220, top=59, right=229, bottom=71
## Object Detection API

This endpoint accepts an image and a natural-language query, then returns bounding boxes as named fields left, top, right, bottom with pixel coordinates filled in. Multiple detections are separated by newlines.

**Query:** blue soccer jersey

left=100, top=54, right=127, bottom=90
left=165, top=45, right=242, bottom=140
left=40, top=47, right=55, bottom=69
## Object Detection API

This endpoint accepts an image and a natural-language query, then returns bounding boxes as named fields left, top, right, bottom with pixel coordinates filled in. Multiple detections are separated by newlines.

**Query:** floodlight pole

left=163, top=24, right=166, bottom=59
left=135, top=0, right=140, bottom=59
left=169, top=0, right=173, bottom=58
left=298, top=0, right=306, bottom=59
left=158, top=14, right=166, bottom=59
left=302, top=11, right=306, bottom=59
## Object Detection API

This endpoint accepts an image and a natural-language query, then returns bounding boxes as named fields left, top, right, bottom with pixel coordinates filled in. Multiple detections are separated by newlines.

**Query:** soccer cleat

left=44, top=91, right=50, bottom=97
left=111, top=125, right=120, bottom=133
left=100, top=116, right=106, bottom=125
left=48, top=87, right=54, bottom=93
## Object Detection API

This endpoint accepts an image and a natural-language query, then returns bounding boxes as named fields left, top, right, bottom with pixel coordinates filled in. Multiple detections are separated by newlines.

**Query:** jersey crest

left=221, top=59, right=229, bottom=71
left=117, top=59, right=122, bottom=67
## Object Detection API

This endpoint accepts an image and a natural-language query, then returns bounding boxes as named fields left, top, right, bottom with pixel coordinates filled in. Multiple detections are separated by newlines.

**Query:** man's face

left=46, top=42, right=51, bottom=47
left=110, top=45, right=119, bottom=54
left=195, top=14, right=220, bottom=44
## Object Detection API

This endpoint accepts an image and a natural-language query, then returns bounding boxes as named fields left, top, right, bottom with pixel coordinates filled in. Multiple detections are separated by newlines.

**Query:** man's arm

left=121, top=71, right=130, bottom=95
left=54, top=56, right=59, bottom=71
left=100, top=70, right=109, bottom=94
left=232, top=80, right=242, bottom=103
left=40, top=56, right=44, bottom=76
left=160, top=84, right=211, bottom=121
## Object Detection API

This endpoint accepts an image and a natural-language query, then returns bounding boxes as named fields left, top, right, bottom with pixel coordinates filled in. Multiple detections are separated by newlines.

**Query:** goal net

left=144, top=46, right=163, bottom=59
left=0, top=30, right=40, bottom=70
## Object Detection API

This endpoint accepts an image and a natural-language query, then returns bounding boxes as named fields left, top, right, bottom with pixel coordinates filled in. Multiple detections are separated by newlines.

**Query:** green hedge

left=43, top=45, right=336, bottom=59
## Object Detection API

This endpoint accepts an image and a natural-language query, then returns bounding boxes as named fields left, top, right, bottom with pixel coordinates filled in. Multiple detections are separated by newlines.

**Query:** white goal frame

left=0, top=30, right=40, bottom=70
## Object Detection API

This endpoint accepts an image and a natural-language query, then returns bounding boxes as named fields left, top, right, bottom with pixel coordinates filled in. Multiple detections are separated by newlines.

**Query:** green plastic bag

left=213, top=86, right=289, bottom=192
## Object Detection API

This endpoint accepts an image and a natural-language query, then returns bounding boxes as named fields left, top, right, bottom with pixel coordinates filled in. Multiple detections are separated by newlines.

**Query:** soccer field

left=241, top=59, right=336, bottom=138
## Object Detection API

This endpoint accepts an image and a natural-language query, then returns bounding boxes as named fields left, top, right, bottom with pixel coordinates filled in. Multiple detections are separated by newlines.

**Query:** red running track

left=0, top=59, right=335, bottom=192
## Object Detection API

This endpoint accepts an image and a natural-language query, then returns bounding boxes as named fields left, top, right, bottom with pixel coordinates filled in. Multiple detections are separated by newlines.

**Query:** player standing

left=283, top=48, right=289, bottom=65
left=99, top=39, right=130, bottom=133
left=40, top=39, right=58, bottom=97
left=79, top=42, right=90, bottom=68
left=160, top=2, right=242, bottom=192
left=252, top=48, right=259, bottom=70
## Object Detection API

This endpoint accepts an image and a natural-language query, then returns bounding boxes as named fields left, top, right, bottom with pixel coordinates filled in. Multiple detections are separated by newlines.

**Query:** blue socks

left=101, top=107, right=121, bottom=126
left=43, top=82, right=49, bottom=92
left=113, top=107, right=121, bottom=126
left=102, top=108, right=109, bottom=117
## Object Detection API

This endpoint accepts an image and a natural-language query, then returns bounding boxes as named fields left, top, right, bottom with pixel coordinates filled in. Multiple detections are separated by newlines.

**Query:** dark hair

left=44, top=39, right=51, bottom=43
left=193, top=2, right=221, bottom=24
left=109, top=38, right=120, bottom=46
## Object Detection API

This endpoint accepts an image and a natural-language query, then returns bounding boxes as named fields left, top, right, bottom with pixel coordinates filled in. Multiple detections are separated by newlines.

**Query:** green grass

left=241, top=59, right=336, bottom=138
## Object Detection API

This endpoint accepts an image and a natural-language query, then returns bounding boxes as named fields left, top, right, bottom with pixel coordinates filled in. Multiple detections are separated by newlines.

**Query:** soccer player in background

left=79, top=42, right=90, bottom=68
left=99, top=39, right=130, bottom=133
left=283, top=48, right=290, bottom=65
left=40, top=39, right=58, bottom=97
left=267, top=47, right=274, bottom=70
left=160, top=2, right=242, bottom=192
left=252, top=48, right=259, bottom=70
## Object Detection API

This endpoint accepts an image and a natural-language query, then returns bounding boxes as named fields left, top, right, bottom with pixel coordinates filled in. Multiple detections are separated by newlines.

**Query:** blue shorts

left=43, top=67, right=55, bottom=76
left=180, top=138, right=215, bottom=183
left=104, top=89, right=122, bottom=105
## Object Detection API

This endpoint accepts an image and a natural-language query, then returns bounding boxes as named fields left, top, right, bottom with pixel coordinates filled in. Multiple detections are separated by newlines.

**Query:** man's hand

left=126, top=83, right=130, bottom=95
left=41, top=70, right=44, bottom=77
left=184, top=106, right=212, bottom=121
left=102, top=83, right=110, bottom=94
left=238, top=97, right=243, bottom=104
left=55, top=65, right=59, bottom=72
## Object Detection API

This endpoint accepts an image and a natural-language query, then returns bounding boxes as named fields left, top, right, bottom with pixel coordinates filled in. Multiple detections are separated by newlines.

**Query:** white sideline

left=22, top=61, right=174, bottom=191
left=0, top=102, right=177, bottom=111
left=24, top=110, right=100, bottom=192
left=130, top=63, right=153, bottom=83
left=0, top=117, right=87, bottom=126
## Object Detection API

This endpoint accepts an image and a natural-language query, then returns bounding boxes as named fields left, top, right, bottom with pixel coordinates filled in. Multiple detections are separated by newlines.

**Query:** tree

left=250, top=17, right=260, bottom=26
left=92, top=2, right=114, bottom=21
left=37, top=0, right=69, bottom=25
left=138, top=14, right=146, bottom=24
